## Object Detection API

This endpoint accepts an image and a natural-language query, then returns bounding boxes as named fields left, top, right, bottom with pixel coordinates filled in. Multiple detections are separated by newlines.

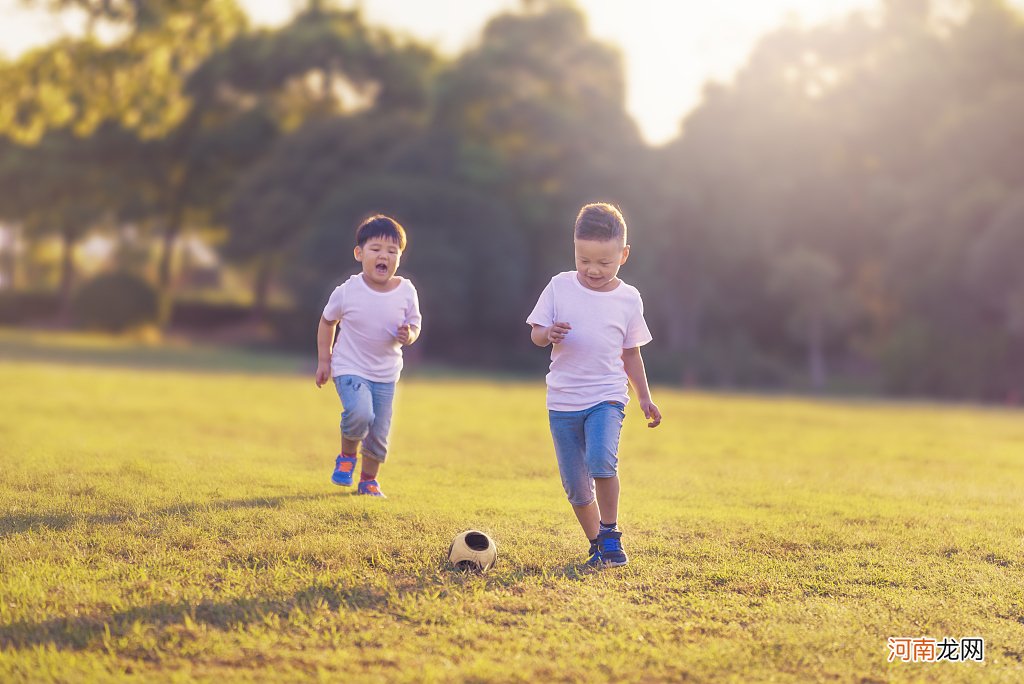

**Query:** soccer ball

left=447, top=530, right=497, bottom=572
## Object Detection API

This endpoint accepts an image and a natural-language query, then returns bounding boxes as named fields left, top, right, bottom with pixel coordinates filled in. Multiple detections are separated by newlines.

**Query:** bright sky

left=0, top=0, right=900, bottom=143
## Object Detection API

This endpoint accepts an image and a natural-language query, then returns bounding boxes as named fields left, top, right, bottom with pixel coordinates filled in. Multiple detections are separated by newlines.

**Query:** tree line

left=1, top=0, right=1022, bottom=400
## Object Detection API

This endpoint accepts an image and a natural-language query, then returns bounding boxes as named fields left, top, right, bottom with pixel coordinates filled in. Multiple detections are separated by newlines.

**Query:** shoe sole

left=602, top=558, right=628, bottom=568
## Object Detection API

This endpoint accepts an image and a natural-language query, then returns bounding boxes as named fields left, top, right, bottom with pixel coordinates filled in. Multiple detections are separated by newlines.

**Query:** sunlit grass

left=1, top=338, right=1023, bottom=682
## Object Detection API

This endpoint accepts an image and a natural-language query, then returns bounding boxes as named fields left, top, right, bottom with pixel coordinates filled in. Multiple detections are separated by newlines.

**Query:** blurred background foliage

left=1, top=0, right=1023, bottom=400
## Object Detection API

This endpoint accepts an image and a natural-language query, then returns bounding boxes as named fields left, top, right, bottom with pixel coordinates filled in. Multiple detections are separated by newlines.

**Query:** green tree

left=0, top=130, right=116, bottom=314
left=967, top=195, right=1024, bottom=337
left=769, top=248, right=851, bottom=389
left=226, top=113, right=422, bottom=320
left=424, top=1, right=646, bottom=288
left=1, top=0, right=248, bottom=326
left=215, top=4, right=438, bottom=319
left=296, top=175, right=528, bottom=358
left=2, top=1, right=245, bottom=144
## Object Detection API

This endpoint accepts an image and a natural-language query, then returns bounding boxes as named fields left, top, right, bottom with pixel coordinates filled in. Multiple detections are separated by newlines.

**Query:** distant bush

left=170, top=299, right=252, bottom=329
left=266, top=306, right=317, bottom=352
left=73, top=272, right=158, bottom=332
left=0, top=290, right=61, bottom=324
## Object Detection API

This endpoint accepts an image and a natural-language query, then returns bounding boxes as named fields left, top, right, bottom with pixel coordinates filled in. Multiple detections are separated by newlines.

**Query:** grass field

left=1, top=332, right=1023, bottom=682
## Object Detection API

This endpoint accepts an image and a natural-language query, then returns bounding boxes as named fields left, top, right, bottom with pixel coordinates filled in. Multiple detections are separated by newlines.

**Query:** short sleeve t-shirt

left=322, top=274, right=422, bottom=383
left=526, top=271, right=652, bottom=411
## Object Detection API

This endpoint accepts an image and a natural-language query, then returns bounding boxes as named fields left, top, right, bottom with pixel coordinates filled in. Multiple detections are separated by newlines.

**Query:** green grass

left=1, top=333, right=1023, bottom=682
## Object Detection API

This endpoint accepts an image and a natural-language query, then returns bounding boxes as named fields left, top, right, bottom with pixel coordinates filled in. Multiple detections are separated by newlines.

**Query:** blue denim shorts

left=548, top=401, right=625, bottom=506
left=333, top=374, right=396, bottom=462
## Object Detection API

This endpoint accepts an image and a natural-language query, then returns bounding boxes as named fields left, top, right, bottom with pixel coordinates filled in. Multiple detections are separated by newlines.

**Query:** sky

left=0, top=0, right=899, bottom=143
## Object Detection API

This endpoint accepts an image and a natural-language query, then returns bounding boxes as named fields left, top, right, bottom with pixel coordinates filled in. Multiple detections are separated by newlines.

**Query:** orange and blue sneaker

left=331, top=455, right=357, bottom=487
left=598, top=529, right=628, bottom=567
left=356, top=479, right=386, bottom=498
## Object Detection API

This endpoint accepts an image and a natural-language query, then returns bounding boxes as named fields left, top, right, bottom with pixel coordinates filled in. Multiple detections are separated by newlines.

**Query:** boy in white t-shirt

left=315, top=215, right=422, bottom=498
left=527, top=203, right=662, bottom=567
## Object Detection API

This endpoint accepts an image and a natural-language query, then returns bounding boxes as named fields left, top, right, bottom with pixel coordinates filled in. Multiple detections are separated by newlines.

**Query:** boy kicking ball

left=527, top=203, right=661, bottom=567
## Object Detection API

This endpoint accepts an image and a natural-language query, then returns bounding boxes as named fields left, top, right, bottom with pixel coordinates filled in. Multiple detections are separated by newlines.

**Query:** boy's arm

left=530, top=322, right=571, bottom=347
left=396, top=324, right=419, bottom=346
left=622, top=346, right=662, bottom=427
left=315, top=316, right=338, bottom=387
left=398, top=287, right=423, bottom=346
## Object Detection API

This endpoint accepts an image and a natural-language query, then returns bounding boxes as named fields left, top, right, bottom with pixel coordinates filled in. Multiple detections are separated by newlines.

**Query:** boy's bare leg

left=572, top=501, right=601, bottom=541
left=341, top=437, right=359, bottom=455
left=594, top=476, right=619, bottom=526
left=361, top=455, right=382, bottom=479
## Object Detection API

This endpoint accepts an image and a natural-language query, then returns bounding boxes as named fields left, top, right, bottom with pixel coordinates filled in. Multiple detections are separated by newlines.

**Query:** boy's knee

left=567, top=494, right=595, bottom=507
left=342, top=405, right=375, bottom=438
left=361, top=447, right=386, bottom=463
left=562, top=478, right=596, bottom=507
left=585, top=452, right=618, bottom=479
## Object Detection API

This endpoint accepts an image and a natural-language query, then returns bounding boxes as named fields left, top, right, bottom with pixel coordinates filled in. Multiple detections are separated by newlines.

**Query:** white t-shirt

left=322, top=274, right=422, bottom=383
left=526, top=271, right=652, bottom=411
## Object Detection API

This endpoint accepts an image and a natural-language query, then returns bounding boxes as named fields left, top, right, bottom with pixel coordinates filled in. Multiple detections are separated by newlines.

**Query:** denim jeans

left=333, top=374, right=396, bottom=462
left=548, top=401, right=625, bottom=506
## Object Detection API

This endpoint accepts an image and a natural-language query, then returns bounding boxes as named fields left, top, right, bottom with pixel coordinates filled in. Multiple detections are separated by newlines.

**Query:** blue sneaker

left=585, top=539, right=602, bottom=567
left=331, top=455, right=357, bottom=487
left=356, top=479, right=386, bottom=498
left=598, top=529, right=628, bottom=567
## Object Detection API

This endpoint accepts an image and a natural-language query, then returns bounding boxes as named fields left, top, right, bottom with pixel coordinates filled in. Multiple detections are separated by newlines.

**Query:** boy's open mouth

left=375, top=263, right=388, bottom=274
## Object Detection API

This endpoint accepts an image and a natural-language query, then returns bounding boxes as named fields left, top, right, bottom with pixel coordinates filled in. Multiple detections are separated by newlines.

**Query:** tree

left=967, top=194, right=1024, bottom=337
left=0, top=0, right=249, bottom=325
left=2, top=1, right=246, bottom=144
left=422, top=1, right=646, bottom=288
left=226, top=113, right=422, bottom=320
left=0, top=130, right=116, bottom=314
left=769, top=248, right=851, bottom=389
left=295, top=174, right=528, bottom=358
left=215, top=4, right=439, bottom=319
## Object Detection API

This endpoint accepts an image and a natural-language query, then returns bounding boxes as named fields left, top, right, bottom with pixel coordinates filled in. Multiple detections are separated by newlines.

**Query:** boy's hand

left=315, top=362, right=331, bottom=388
left=396, top=324, right=415, bottom=345
left=547, top=322, right=571, bottom=344
left=640, top=399, right=662, bottom=428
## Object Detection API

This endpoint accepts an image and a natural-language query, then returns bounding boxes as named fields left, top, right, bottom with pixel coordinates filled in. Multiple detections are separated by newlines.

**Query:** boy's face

left=574, top=237, right=629, bottom=291
left=354, top=237, right=402, bottom=285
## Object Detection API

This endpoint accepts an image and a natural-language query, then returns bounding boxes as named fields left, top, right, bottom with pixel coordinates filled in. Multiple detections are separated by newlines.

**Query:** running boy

left=527, top=203, right=662, bottom=567
left=315, top=215, right=422, bottom=498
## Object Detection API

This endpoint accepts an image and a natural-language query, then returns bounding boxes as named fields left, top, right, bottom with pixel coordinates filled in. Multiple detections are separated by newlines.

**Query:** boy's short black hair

left=574, top=203, right=627, bottom=243
left=356, top=214, right=407, bottom=250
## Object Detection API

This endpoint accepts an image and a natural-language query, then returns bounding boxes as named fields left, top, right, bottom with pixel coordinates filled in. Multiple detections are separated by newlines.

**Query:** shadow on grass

left=4, top=545, right=561, bottom=651
left=0, top=511, right=77, bottom=539
left=0, top=493, right=326, bottom=539
left=0, top=581, right=393, bottom=652
left=506, top=562, right=601, bottom=583
left=0, top=560, right=599, bottom=653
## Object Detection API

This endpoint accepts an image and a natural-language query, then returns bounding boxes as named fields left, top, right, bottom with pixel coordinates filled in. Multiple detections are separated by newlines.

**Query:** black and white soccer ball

left=447, top=530, right=497, bottom=572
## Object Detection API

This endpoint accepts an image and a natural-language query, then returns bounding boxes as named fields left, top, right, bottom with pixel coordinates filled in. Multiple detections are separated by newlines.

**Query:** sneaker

left=598, top=529, right=628, bottom=567
left=331, top=455, right=357, bottom=487
left=356, top=479, right=387, bottom=498
left=584, top=539, right=602, bottom=567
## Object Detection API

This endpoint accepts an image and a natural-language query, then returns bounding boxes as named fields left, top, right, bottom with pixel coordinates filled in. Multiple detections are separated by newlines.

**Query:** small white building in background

left=0, top=224, right=20, bottom=290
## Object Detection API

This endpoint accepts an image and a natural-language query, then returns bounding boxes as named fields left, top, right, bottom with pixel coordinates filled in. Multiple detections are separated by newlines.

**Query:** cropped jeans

left=548, top=401, right=625, bottom=506
left=333, top=374, right=396, bottom=462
